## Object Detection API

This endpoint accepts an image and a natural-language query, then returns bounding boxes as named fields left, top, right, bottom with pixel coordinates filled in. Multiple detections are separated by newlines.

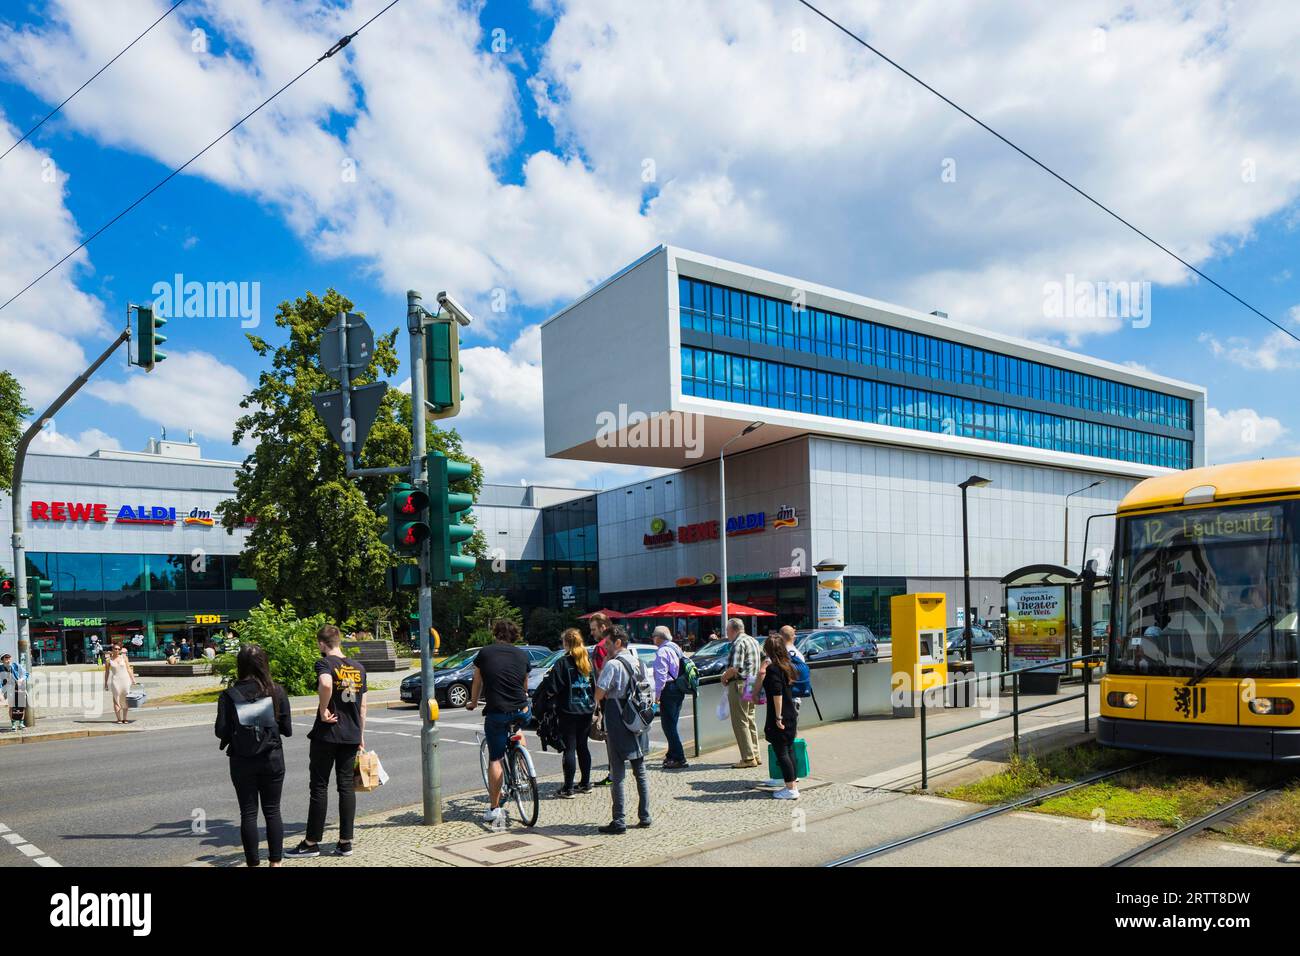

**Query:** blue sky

left=1, top=0, right=1297, bottom=486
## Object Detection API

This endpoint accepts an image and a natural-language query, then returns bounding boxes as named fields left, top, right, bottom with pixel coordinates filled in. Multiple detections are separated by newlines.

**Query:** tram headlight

left=1248, top=697, right=1294, bottom=716
left=1107, top=691, right=1139, bottom=709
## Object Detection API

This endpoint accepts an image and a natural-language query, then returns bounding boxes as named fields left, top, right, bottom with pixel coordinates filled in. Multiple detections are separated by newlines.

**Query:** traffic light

left=135, top=303, right=167, bottom=372
left=30, top=576, right=54, bottom=620
left=379, top=483, right=430, bottom=555
left=0, top=576, right=14, bottom=607
left=428, top=451, right=476, bottom=583
left=424, top=321, right=462, bottom=421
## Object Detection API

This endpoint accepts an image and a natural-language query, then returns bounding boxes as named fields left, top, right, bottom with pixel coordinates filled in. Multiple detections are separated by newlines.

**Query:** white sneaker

left=481, top=806, right=503, bottom=823
left=773, top=787, right=800, bottom=800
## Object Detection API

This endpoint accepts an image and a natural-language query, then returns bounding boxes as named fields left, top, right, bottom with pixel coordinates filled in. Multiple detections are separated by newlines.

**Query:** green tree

left=213, top=600, right=326, bottom=696
left=467, top=594, right=523, bottom=646
left=214, top=288, right=484, bottom=623
left=0, top=371, right=32, bottom=492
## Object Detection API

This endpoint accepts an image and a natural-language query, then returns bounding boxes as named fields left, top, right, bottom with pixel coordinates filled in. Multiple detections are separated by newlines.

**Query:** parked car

left=400, top=644, right=551, bottom=709
left=945, top=625, right=998, bottom=659
left=794, top=625, right=879, bottom=664
left=689, top=639, right=734, bottom=678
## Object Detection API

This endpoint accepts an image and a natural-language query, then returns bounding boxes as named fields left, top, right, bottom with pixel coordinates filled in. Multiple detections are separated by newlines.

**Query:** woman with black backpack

left=536, top=628, right=595, bottom=798
left=214, top=645, right=293, bottom=867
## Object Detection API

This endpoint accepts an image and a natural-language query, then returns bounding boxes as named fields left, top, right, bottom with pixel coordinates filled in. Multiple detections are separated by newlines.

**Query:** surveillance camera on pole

left=435, top=292, right=474, bottom=327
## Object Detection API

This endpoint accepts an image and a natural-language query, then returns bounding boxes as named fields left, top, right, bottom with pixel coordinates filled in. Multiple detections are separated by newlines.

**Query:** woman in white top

left=104, top=644, right=136, bottom=723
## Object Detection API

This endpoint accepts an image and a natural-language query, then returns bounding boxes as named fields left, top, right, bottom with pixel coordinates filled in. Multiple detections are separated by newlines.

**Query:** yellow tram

left=1099, top=458, right=1300, bottom=761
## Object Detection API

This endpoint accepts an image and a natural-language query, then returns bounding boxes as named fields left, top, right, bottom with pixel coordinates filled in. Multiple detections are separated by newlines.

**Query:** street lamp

left=1063, top=479, right=1105, bottom=566
left=958, top=474, right=992, bottom=663
left=719, top=421, right=763, bottom=631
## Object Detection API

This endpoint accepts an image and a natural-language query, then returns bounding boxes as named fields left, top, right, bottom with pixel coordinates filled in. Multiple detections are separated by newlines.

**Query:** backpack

left=226, top=685, right=280, bottom=758
left=566, top=659, right=594, bottom=713
left=790, top=653, right=813, bottom=699
left=616, top=654, right=656, bottom=736
left=672, top=646, right=699, bottom=693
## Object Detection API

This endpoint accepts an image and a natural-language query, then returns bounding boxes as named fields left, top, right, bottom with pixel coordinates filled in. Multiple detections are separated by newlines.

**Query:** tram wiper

left=1185, top=614, right=1274, bottom=688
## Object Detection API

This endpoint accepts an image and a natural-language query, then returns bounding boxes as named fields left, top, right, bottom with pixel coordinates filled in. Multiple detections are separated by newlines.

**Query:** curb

left=0, top=698, right=420, bottom=748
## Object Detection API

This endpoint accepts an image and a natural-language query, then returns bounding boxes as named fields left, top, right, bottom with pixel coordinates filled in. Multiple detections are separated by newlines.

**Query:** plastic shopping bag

left=716, top=690, right=730, bottom=721
left=741, top=676, right=767, bottom=706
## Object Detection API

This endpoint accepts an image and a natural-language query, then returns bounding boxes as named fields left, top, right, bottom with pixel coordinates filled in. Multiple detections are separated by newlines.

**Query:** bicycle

left=477, top=717, right=539, bottom=827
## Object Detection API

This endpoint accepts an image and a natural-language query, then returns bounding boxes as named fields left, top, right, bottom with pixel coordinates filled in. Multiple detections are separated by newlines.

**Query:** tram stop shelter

left=1000, top=564, right=1082, bottom=694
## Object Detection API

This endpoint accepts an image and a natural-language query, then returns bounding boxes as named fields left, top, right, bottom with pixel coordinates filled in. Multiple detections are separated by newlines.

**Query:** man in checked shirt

left=720, top=617, right=763, bottom=768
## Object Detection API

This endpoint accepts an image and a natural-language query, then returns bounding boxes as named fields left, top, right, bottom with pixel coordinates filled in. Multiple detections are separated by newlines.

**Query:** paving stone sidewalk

left=196, top=751, right=880, bottom=868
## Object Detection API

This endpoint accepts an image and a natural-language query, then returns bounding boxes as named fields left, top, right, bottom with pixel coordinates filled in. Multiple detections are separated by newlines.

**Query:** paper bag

left=355, top=749, right=385, bottom=792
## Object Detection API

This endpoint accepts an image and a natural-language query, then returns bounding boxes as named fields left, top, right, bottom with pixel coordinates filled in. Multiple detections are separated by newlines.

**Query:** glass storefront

left=21, top=551, right=259, bottom=663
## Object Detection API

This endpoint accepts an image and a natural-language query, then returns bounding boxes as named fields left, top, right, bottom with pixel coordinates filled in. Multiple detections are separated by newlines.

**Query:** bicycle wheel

left=478, top=735, right=492, bottom=793
left=509, top=746, right=539, bottom=827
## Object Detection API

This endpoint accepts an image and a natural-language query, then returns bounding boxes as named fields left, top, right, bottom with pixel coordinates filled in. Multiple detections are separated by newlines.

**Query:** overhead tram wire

left=0, top=0, right=404, bottom=316
left=794, top=0, right=1300, bottom=345
left=0, top=0, right=188, bottom=164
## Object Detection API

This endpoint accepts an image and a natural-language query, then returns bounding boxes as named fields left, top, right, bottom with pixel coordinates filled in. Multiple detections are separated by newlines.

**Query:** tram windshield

left=1110, top=501, right=1300, bottom=678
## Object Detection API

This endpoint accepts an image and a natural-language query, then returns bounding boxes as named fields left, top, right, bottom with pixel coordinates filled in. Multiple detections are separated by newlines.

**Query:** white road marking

left=0, top=820, right=61, bottom=867
left=1217, top=842, right=1300, bottom=862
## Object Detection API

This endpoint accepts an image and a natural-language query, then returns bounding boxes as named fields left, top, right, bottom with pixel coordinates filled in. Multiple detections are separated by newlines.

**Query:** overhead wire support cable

left=0, top=0, right=404, bottom=316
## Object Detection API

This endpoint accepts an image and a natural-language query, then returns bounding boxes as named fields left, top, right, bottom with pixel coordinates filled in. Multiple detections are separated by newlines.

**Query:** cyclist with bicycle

left=465, top=619, right=531, bottom=825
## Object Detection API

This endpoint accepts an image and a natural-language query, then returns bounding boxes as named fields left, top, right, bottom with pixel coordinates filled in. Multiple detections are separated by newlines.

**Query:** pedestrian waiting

left=593, top=625, right=653, bottom=834
left=214, top=645, right=292, bottom=867
left=651, top=626, right=689, bottom=769
left=534, top=627, right=595, bottom=797
left=719, top=617, right=762, bottom=769
left=285, top=624, right=368, bottom=859
left=761, top=634, right=801, bottom=800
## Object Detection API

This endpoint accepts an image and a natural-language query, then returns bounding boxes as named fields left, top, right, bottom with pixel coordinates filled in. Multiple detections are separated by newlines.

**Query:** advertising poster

left=816, top=567, right=845, bottom=627
left=1006, top=585, right=1068, bottom=673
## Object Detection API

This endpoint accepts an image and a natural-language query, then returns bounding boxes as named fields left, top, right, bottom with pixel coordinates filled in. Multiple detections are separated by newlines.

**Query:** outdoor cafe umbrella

left=577, top=608, right=628, bottom=620
left=627, top=602, right=712, bottom=618
left=700, top=603, right=775, bottom=619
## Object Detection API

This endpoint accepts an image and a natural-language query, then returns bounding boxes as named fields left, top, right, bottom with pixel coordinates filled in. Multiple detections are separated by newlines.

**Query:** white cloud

left=85, top=350, right=254, bottom=450
left=1204, top=407, right=1286, bottom=462
left=7, top=0, right=1300, bottom=476
left=0, top=107, right=111, bottom=405
left=1199, top=329, right=1300, bottom=371
left=28, top=425, right=122, bottom=456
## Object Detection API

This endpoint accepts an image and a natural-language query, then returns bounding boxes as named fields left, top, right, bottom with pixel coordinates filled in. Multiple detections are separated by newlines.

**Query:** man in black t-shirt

left=285, top=625, right=368, bottom=859
left=466, top=619, right=530, bottom=825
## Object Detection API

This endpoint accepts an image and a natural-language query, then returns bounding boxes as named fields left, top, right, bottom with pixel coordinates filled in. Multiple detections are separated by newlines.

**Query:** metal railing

left=917, top=653, right=1104, bottom=789
left=689, top=655, right=881, bottom=758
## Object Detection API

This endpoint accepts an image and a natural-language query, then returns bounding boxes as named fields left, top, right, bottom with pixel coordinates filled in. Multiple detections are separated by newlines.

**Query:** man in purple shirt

left=651, top=626, right=688, bottom=769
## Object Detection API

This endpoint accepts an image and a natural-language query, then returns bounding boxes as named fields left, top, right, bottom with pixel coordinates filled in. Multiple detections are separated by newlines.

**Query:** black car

left=400, top=644, right=552, bottom=709
left=689, top=639, right=735, bottom=678
left=945, top=625, right=998, bottom=659
left=794, top=625, right=879, bottom=664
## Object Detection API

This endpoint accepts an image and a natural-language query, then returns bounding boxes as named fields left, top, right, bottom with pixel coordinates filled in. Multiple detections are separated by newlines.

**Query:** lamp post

left=1063, top=479, right=1105, bottom=566
left=719, top=421, right=763, bottom=631
left=958, top=474, right=992, bottom=663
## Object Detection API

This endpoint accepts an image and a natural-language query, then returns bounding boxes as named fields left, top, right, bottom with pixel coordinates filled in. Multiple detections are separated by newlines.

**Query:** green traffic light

left=135, top=304, right=168, bottom=373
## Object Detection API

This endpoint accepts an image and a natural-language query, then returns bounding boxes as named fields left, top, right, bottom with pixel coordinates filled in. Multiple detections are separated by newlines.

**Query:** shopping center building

left=0, top=437, right=258, bottom=662
left=531, top=245, right=1207, bottom=638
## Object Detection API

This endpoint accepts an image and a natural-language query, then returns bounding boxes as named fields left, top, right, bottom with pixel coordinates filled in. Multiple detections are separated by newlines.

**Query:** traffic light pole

left=407, top=290, right=441, bottom=825
left=10, top=326, right=131, bottom=690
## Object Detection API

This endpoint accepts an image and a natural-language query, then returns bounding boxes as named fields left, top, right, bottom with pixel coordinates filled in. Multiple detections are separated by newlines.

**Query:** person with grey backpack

left=214, top=645, right=293, bottom=867
left=592, top=626, right=653, bottom=834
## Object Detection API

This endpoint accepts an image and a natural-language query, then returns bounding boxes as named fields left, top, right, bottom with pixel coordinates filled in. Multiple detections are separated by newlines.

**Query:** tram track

left=1106, top=784, right=1283, bottom=867
left=825, top=757, right=1159, bottom=867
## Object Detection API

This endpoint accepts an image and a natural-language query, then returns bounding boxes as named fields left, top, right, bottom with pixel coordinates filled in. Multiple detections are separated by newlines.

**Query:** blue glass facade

left=679, top=277, right=1192, bottom=469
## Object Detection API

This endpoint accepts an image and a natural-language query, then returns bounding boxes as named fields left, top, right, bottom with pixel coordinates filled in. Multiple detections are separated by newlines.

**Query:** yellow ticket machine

left=891, top=593, right=948, bottom=713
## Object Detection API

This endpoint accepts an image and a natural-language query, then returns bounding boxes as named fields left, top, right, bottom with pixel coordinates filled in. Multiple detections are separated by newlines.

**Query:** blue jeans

left=658, top=685, right=686, bottom=763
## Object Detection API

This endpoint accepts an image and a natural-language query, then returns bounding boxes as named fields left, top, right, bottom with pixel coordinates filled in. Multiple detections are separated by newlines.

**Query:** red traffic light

left=399, top=494, right=418, bottom=515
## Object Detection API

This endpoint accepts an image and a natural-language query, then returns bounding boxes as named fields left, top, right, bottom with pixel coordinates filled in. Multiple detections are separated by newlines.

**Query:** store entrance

left=62, top=627, right=107, bottom=665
